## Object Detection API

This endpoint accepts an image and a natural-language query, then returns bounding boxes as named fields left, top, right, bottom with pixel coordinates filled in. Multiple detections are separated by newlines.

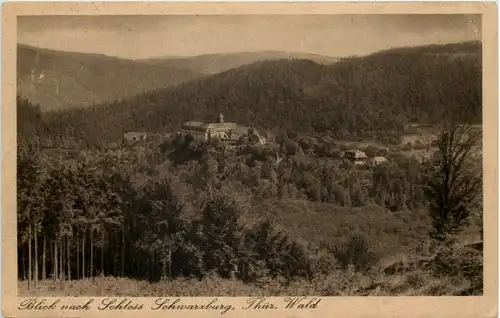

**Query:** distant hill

left=17, top=45, right=338, bottom=111
left=17, top=44, right=204, bottom=111
left=143, top=51, right=339, bottom=75
left=23, top=41, right=482, bottom=147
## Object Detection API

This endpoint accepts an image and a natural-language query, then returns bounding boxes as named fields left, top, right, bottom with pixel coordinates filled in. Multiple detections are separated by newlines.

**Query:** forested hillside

left=144, top=51, right=339, bottom=75
left=17, top=44, right=203, bottom=111
left=23, top=41, right=482, bottom=148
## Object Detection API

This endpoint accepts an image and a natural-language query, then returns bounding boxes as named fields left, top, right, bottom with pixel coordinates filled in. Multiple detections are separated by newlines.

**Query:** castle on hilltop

left=180, top=113, right=266, bottom=145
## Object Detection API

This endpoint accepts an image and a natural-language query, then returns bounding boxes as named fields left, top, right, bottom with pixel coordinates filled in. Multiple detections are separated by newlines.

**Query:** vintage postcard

left=2, top=2, right=498, bottom=318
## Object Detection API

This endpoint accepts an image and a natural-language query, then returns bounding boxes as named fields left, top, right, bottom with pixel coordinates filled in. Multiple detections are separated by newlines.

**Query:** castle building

left=180, top=113, right=265, bottom=145
left=343, top=149, right=368, bottom=165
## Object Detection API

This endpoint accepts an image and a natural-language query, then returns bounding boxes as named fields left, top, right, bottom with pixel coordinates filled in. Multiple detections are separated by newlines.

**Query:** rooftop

left=182, top=121, right=205, bottom=128
left=205, top=122, right=238, bottom=130
left=124, top=132, right=147, bottom=136
left=344, top=149, right=368, bottom=158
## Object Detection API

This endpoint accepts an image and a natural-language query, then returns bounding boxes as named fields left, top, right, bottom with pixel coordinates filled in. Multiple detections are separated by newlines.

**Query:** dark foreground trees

left=17, top=138, right=315, bottom=286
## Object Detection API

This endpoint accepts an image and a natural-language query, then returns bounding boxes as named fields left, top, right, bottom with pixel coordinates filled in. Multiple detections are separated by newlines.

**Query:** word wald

left=242, top=297, right=321, bottom=310
left=284, top=297, right=321, bottom=309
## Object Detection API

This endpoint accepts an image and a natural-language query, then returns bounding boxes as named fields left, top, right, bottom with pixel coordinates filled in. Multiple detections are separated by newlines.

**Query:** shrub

left=430, top=245, right=483, bottom=295
left=333, top=233, right=377, bottom=271
left=309, top=242, right=339, bottom=274
left=242, top=219, right=312, bottom=283
left=197, top=194, right=245, bottom=279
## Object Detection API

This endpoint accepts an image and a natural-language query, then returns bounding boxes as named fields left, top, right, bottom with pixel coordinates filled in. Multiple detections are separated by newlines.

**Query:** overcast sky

left=18, top=15, right=481, bottom=59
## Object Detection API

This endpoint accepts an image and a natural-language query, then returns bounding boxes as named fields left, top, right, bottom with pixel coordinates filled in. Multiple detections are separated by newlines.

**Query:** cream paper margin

left=2, top=2, right=498, bottom=318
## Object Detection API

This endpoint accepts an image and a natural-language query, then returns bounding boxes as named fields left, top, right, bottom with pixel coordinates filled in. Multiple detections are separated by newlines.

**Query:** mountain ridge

left=143, top=50, right=339, bottom=74
left=17, top=44, right=340, bottom=111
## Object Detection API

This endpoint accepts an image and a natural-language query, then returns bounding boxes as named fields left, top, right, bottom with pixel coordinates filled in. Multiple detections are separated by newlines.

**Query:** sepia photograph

left=3, top=4, right=497, bottom=316
left=15, top=13, right=486, bottom=297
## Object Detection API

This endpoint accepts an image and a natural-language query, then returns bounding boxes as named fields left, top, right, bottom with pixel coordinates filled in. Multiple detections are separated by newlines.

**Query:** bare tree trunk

left=54, top=240, right=58, bottom=281
left=67, top=236, right=71, bottom=280
left=168, top=237, right=172, bottom=278
left=152, top=250, right=155, bottom=281
left=90, top=231, right=94, bottom=280
left=112, top=230, right=116, bottom=276
left=59, top=238, right=63, bottom=280
left=148, top=254, right=151, bottom=281
left=163, top=240, right=167, bottom=280
left=82, top=232, right=86, bottom=279
left=76, top=236, right=80, bottom=280
left=42, top=236, right=46, bottom=280
left=101, top=230, right=105, bottom=277
left=34, top=232, right=38, bottom=286
left=21, top=246, right=26, bottom=280
left=121, top=230, right=125, bottom=278
left=28, top=223, right=32, bottom=289
left=409, top=182, right=414, bottom=207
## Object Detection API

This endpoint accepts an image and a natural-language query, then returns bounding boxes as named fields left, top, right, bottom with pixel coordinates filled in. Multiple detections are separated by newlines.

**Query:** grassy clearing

left=18, top=259, right=480, bottom=297
left=250, top=199, right=434, bottom=256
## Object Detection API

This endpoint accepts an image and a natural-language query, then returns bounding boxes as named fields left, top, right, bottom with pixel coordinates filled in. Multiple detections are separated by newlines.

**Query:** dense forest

left=18, top=99, right=425, bottom=281
left=19, top=41, right=481, bottom=149
left=18, top=102, right=483, bottom=295
left=17, top=41, right=483, bottom=296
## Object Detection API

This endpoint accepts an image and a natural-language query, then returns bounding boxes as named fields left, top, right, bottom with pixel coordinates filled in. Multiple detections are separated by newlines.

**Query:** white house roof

left=181, top=121, right=209, bottom=133
left=205, top=122, right=238, bottom=130
left=182, top=121, right=239, bottom=130
left=182, top=121, right=205, bottom=128
left=373, top=156, right=388, bottom=163
left=344, top=149, right=367, bottom=159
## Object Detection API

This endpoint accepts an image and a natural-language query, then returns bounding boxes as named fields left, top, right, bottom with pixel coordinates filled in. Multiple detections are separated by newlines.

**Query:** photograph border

left=2, top=2, right=498, bottom=318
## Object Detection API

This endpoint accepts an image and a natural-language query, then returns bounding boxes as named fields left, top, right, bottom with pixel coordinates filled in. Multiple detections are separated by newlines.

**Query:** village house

left=123, top=132, right=147, bottom=146
left=180, top=113, right=266, bottom=145
left=370, top=156, right=389, bottom=166
left=343, top=149, right=368, bottom=165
